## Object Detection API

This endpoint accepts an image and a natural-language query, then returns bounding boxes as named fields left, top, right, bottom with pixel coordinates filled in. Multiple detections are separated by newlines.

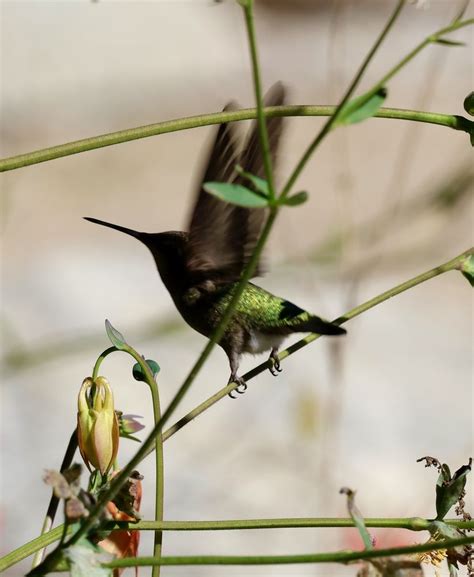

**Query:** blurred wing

left=185, top=103, right=242, bottom=280
left=186, top=83, right=286, bottom=286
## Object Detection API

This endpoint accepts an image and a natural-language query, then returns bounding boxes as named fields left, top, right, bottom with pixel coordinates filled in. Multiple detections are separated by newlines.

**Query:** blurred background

left=1, top=0, right=473, bottom=575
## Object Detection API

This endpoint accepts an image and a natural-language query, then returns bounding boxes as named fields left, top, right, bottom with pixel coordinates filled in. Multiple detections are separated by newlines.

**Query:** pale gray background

left=1, top=1, right=473, bottom=576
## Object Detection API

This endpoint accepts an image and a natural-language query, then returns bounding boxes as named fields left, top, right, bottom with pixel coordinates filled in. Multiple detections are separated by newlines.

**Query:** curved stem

left=0, top=107, right=471, bottom=173
left=104, top=535, right=474, bottom=569
left=125, top=352, right=163, bottom=577
left=92, top=346, right=117, bottom=379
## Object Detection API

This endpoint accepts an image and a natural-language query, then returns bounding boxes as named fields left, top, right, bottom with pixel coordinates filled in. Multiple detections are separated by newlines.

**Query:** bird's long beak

left=84, top=217, right=143, bottom=239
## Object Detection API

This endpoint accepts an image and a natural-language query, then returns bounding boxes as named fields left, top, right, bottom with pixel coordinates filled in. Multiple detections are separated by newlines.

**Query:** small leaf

left=459, top=254, right=474, bottom=287
left=235, top=165, right=270, bottom=197
left=336, top=87, right=387, bottom=127
left=133, top=359, right=160, bottom=382
left=463, top=92, right=474, bottom=116
left=435, top=459, right=471, bottom=520
left=203, top=182, right=269, bottom=208
left=435, top=38, right=466, bottom=47
left=105, top=320, right=127, bottom=350
left=282, top=191, right=308, bottom=207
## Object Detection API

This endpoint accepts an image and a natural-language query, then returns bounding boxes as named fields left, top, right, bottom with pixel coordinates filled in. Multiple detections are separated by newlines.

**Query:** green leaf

left=336, top=87, right=387, bottom=127
left=203, top=182, right=270, bottom=208
left=133, top=359, right=160, bottom=382
left=435, top=460, right=471, bottom=520
left=459, top=254, right=474, bottom=287
left=435, top=38, right=466, bottom=47
left=235, top=165, right=270, bottom=197
left=463, top=92, right=474, bottom=116
left=105, top=319, right=127, bottom=350
left=282, top=191, right=308, bottom=207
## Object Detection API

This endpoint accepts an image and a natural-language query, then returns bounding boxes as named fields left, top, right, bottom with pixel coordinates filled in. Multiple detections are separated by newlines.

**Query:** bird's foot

left=228, top=376, right=247, bottom=399
left=268, top=351, right=282, bottom=377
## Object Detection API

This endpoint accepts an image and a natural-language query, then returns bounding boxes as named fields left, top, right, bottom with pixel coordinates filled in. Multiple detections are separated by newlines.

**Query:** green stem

left=3, top=518, right=471, bottom=573
left=374, top=18, right=474, bottom=95
left=104, top=536, right=474, bottom=568
left=157, top=247, right=472, bottom=443
left=280, top=0, right=406, bottom=198
left=92, top=346, right=116, bottom=379
left=138, top=360, right=164, bottom=577
left=110, top=347, right=164, bottom=577
left=0, top=106, right=471, bottom=173
left=241, top=0, right=276, bottom=198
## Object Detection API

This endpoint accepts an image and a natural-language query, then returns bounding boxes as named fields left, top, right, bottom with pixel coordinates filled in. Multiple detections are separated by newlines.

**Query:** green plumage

left=209, top=282, right=342, bottom=336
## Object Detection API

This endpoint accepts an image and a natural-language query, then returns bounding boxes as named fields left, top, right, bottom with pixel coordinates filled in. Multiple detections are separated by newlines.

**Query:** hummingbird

left=85, top=84, right=346, bottom=397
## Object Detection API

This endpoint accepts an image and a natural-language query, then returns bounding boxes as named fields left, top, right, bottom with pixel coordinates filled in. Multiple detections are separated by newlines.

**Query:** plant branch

left=280, top=0, right=406, bottom=198
left=103, top=535, right=474, bottom=568
left=0, top=107, right=471, bottom=173
left=3, top=518, right=472, bottom=573
left=241, top=0, right=276, bottom=198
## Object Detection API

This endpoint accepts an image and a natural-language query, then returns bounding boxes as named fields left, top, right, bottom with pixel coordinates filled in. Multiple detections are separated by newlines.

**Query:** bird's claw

left=228, top=378, right=247, bottom=399
left=268, top=354, right=282, bottom=377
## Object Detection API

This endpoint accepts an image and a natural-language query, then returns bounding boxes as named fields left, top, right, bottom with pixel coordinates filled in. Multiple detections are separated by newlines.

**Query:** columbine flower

left=77, top=377, right=119, bottom=475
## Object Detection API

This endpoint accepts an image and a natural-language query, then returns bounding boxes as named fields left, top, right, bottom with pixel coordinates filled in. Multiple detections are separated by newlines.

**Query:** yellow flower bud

left=77, top=377, right=119, bottom=475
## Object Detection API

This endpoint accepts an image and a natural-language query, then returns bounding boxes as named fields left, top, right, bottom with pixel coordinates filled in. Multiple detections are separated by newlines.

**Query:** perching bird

left=85, top=84, right=346, bottom=397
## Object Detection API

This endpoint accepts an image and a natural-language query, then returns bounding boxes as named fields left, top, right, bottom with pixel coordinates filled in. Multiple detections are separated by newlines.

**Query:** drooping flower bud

left=77, top=377, right=119, bottom=475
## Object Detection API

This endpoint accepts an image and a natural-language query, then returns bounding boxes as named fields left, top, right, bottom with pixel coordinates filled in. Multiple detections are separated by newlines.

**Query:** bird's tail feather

left=296, top=316, right=346, bottom=336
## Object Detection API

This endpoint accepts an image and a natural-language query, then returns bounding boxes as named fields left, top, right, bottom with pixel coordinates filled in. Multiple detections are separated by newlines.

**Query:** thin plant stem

left=145, top=370, right=164, bottom=577
left=30, top=430, right=78, bottom=569
left=92, top=346, right=116, bottom=378
left=378, top=17, right=474, bottom=89
left=280, top=0, right=407, bottom=199
left=241, top=0, right=276, bottom=198
left=103, top=535, right=474, bottom=569
left=0, top=106, right=472, bottom=173
left=3, top=518, right=472, bottom=573
left=100, top=346, right=165, bottom=576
